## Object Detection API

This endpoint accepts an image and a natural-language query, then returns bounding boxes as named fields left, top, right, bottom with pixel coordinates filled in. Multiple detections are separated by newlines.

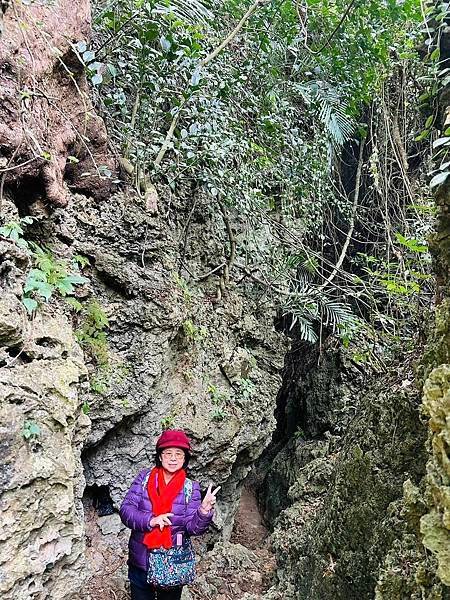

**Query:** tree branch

left=154, top=0, right=265, bottom=168
left=316, top=137, right=365, bottom=292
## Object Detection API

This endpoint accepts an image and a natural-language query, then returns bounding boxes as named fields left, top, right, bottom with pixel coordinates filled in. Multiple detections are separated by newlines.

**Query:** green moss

left=421, top=365, right=450, bottom=587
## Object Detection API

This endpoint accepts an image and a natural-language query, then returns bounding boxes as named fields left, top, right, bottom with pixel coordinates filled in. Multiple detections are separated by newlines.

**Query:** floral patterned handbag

left=147, top=536, right=196, bottom=588
left=146, top=478, right=196, bottom=588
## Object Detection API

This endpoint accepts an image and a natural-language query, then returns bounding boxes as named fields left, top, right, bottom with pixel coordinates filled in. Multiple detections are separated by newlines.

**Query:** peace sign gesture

left=200, top=483, right=221, bottom=514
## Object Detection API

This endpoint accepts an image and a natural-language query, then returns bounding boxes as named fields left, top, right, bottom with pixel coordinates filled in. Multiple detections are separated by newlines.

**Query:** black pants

left=130, top=583, right=182, bottom=600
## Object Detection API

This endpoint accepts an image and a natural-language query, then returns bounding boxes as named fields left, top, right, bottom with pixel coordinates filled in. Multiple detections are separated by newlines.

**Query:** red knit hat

left=156, top=429, right=191, bottom=451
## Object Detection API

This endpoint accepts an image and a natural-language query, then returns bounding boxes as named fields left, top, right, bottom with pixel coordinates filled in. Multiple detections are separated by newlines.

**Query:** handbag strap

left=184, top=478, right=193, bottom=504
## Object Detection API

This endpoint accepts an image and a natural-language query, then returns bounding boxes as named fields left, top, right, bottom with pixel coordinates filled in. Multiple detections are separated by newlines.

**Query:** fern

left=321, top=299, right=355, bottom=330
left=283, top=286, right=357, bottom=343
left=155, top=0, right=213, bottom=23
left=294, top=81, right=354, bottom=150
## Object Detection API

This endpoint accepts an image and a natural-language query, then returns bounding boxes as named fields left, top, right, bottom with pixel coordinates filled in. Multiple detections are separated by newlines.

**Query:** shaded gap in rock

left=5, top=173, right=47, bottom=217
left=84, top=484, right=115, bottom=516
left=4, top=345, right=33, bottom=364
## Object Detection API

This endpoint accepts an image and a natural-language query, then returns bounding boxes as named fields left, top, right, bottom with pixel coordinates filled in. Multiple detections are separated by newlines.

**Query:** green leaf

left=66, top=274, right=89, bottom=285
left=33, top=281, right=54, bottom=301
left=430, top=171, right=450, bottom=188
left=73, top=254, right=90, bottom=268
left=430, top=47, right=441, bottom=61
left=107, top=63, right=117, bottom=77
left=160, top=37, right=171, bottom=52
left=91, top=73, right=103, bottom=86
left=76, top=40, right=87, bottom=53
left=56, top=277, right=74, bottom=296
left=415, top=129, right=430, bottom=142
left=432, top=137, right=450, bottom=149
left=23, top=420, right=40, bottom=439
left=394, top=232, right=427, bottom=253
left=65, top=297, right=84, bottom=312
left=22, top=297, right=38, bottom=313
left=29, top=422, right=40, bottom=436
left=425, top=115, right=434, bottom=128
left=16, top=238, right=29, bottom=249
left=83, top=50, right=95, bottom=63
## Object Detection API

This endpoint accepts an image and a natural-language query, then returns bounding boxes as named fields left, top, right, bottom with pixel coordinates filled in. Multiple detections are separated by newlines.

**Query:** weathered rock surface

left=0, top=0, right=115, bottom=207
left=420, top=362, right=450, bottom=587
left=49, top=189, right=288, bottom=539
left=0, top=242, right=90, bottom=599
left=257, top=343, right=437, bottom=600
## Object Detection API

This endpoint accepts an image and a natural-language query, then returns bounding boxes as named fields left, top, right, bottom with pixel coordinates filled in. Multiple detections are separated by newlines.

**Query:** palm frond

left=320, top=299, right=356, bottom=330
left=283, top=288, right=357, bottom=343
left=155, top=0, right=213, bottom=23
left=294, top=80, right=355, bottom=149
left=318, top=101, right=354, bottom=148
left=292, top=315, right=318, bottom=342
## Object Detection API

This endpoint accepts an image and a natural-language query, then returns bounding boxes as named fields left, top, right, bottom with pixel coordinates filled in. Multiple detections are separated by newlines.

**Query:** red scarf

left=143, top=466, right=186, bottom=550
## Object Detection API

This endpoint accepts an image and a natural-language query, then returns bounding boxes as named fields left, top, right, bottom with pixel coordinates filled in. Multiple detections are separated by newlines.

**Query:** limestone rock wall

left=0, top=233, right=90, bottom=599
left=52, top=189, right=288, bottom=537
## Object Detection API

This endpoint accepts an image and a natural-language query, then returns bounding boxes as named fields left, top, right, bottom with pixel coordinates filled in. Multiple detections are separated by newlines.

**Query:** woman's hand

left=149, top=513, right=174, bottom=530
left=200, top=484, right=221, bottom=515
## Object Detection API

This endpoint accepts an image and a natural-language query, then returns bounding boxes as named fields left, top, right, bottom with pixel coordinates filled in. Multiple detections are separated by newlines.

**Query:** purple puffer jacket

left=119, top=468, right=213, bottom=571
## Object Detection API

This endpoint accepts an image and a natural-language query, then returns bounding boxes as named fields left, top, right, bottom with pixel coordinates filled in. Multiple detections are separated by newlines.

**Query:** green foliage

left=182, top=319, right=207, bottom=344
left=395, top=233, right=427, bottom=254
left=0, top=216, right=34, bottom=249
left=22, top=245, right=88, bottom=313
left=0, top=218, right=89, bottom=314
left=75, top=300, right=110, bottom=366
left=72, top=40, right=108, bottom=87
left=294, top=426, right=305, bottom=440
left=283, top=291, right=358, bottom=344
left=22, top=420, right=40, bottom=440
left=161, top=412, right=176, bottom=429
left=89, top=362, right=130, bottom=395
left=208, top=383, right=229, bottom=421
left=92, top=0, right=428, bottom=346
left=236, top=378, right=256, bottom=401
left=417, top=1, right=450, bottom=190
left=172, top=272, right=193, bottom=305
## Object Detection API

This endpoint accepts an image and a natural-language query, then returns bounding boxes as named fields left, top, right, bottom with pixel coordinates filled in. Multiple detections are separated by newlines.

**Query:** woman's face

left=160, top=447, right=185, bottom=473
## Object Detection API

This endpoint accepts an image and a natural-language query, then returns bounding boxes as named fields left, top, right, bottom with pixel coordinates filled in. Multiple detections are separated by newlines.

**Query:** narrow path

left=190, top=486, right=277, bottom=599
left=231, top=486, right=269, bottom=549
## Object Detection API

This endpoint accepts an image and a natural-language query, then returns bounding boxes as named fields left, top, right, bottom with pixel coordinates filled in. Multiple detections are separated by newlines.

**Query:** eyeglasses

left=161, top=451, right=185, bottom=460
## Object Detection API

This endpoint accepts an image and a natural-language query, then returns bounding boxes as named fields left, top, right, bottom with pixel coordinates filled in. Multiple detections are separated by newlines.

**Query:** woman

left=120, top=429, right=219, bottom=600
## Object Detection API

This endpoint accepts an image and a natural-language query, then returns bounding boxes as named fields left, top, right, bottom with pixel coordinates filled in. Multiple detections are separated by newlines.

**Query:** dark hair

left=155, top=449, right=190, bottom=470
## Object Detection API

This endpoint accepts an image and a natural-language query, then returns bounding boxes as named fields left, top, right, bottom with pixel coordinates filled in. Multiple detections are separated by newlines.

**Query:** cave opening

left=83, top=484, right=116, bottom=517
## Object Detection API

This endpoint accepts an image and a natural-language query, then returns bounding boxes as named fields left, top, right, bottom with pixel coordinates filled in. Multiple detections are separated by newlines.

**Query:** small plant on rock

left=182, top=319, right=208, bottom=345
left=75, top=300, right=109, bottom=366
left=236, top=378, right=256, bottom=401
left=0, top=216, right=34, bottom=249
left=22, top=245, right=88, bottom=313
left=208, top=384, right=229, bottom=422
left=161, top=413, right=176, bottom=430
left=22, top=420, right=40, bottom=440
